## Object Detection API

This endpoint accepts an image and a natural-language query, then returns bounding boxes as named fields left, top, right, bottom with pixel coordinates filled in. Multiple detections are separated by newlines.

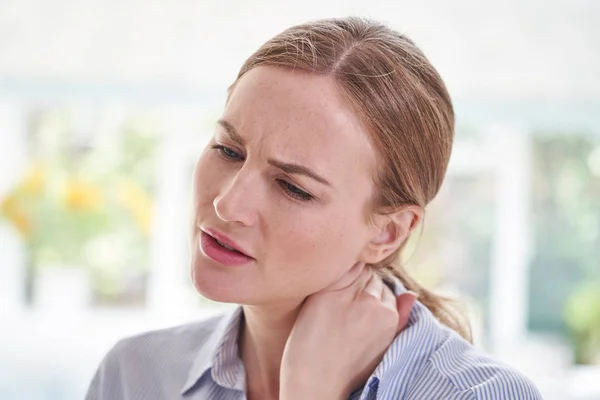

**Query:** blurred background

left=0, top=0, right=599, bottom=399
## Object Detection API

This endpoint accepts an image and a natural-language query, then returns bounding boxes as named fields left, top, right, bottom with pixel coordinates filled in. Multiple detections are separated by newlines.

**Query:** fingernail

left=406, top=290, right=419, bottom=298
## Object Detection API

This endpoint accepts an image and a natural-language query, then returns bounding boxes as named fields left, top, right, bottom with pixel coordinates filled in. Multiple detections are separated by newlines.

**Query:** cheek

left=267, top=211, right=365, bottom=291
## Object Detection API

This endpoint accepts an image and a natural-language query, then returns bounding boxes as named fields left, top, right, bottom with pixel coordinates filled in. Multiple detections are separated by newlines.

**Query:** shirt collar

left=181, top=306, right=244, bottom=395
left=367, top=277, right=447, bottom=399
left=353, top=275, right=410, bottom=399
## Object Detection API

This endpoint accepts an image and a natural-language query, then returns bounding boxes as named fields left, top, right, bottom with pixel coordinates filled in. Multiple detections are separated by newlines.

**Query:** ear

left=358, top=205, right=423, bottom=265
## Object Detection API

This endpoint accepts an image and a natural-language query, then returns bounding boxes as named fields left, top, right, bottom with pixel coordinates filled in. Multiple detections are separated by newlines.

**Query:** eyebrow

left=267, top=158, right=332, bottom=187
left=216, top=118, right=332, bottom=187
left=217, top=119, right=245, bottom=146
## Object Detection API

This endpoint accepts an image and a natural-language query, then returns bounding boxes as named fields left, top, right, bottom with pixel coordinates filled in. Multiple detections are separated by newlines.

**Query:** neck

left=240, top=300, right=303, bottom=399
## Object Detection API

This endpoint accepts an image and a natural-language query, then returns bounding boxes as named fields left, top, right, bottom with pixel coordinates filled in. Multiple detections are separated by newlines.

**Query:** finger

left=396, top=291, right=417, bottom=333
left=324, top=262, right=366, bottom=292
left=381, top=283, right=396, bottom=310
left=363, top=272, right=384, bottom=300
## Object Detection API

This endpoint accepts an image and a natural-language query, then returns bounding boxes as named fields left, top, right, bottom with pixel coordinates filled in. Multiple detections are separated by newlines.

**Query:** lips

left=201, top=228, right=252, bottom=257
left=198, top=228, right=255, bottom=266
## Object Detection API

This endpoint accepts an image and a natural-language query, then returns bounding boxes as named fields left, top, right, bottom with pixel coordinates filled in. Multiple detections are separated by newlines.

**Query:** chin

left=190, top=256, right=258, bottom=305
left=192, top=275, right=238, bottom=304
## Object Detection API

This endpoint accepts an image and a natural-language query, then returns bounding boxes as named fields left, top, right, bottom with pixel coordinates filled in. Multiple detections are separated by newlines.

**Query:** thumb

left=396, top=291, right=417, bottom=333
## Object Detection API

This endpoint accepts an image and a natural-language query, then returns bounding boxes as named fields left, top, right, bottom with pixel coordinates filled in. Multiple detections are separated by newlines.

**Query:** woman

left=86, top=17, right=542, bottom=400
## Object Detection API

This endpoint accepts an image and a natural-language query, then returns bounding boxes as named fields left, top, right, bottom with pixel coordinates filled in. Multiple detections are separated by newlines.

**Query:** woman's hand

left=280, top=263, right=417, bottom=400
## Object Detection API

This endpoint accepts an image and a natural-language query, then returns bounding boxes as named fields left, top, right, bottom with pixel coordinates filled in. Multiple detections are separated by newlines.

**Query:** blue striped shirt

left=85, top=283, right=543, bottom=400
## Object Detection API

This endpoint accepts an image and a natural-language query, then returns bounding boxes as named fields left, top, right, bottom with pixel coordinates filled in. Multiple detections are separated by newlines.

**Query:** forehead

left=223, top=66, right=378, bottom=188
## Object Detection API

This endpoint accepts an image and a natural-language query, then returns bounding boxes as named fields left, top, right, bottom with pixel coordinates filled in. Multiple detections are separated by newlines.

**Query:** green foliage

left=529, top=133, right=600, bottom=364
left=564, top=282, right=600, bottom=364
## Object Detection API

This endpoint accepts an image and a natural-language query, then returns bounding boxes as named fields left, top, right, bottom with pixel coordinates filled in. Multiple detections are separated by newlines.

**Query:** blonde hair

left=231, top=17, right=471, bottom=341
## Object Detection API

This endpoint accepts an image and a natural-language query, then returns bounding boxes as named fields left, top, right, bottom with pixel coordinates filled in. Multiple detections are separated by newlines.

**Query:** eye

left=277, top=180, right=313, bottom=201
left=211, top=145, right=243, bottom=161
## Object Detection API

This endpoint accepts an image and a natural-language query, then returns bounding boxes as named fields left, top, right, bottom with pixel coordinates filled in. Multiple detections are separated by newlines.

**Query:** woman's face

left=191, top=66, right=381, bottom=306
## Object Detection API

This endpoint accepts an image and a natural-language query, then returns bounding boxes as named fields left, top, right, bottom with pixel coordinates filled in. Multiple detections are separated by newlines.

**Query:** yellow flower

left=10, top=209, right=32, bottom=236
left=116, top=178, right=153, bottom=235
left=0, top=192, right=17, bottom=215
left=63, top=178, right=103, bottom=211
left=20, top=163, right=46, bottom=194
left=0, top=193, right=32, bottom=237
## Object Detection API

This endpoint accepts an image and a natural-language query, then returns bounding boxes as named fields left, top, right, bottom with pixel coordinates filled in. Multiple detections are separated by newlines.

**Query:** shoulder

left=428, top=334, right=543, bottom=399
left=109, top=312, right=224, bottom=359
left=85, top=312, right=227, bottom=400
left=96, top=312, right=225, bottom=375
left=377, top=303, right=542, bottom=400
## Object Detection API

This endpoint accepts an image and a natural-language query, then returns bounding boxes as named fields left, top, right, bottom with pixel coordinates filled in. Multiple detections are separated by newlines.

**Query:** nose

left=213, top=171, right=258, bottom=226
